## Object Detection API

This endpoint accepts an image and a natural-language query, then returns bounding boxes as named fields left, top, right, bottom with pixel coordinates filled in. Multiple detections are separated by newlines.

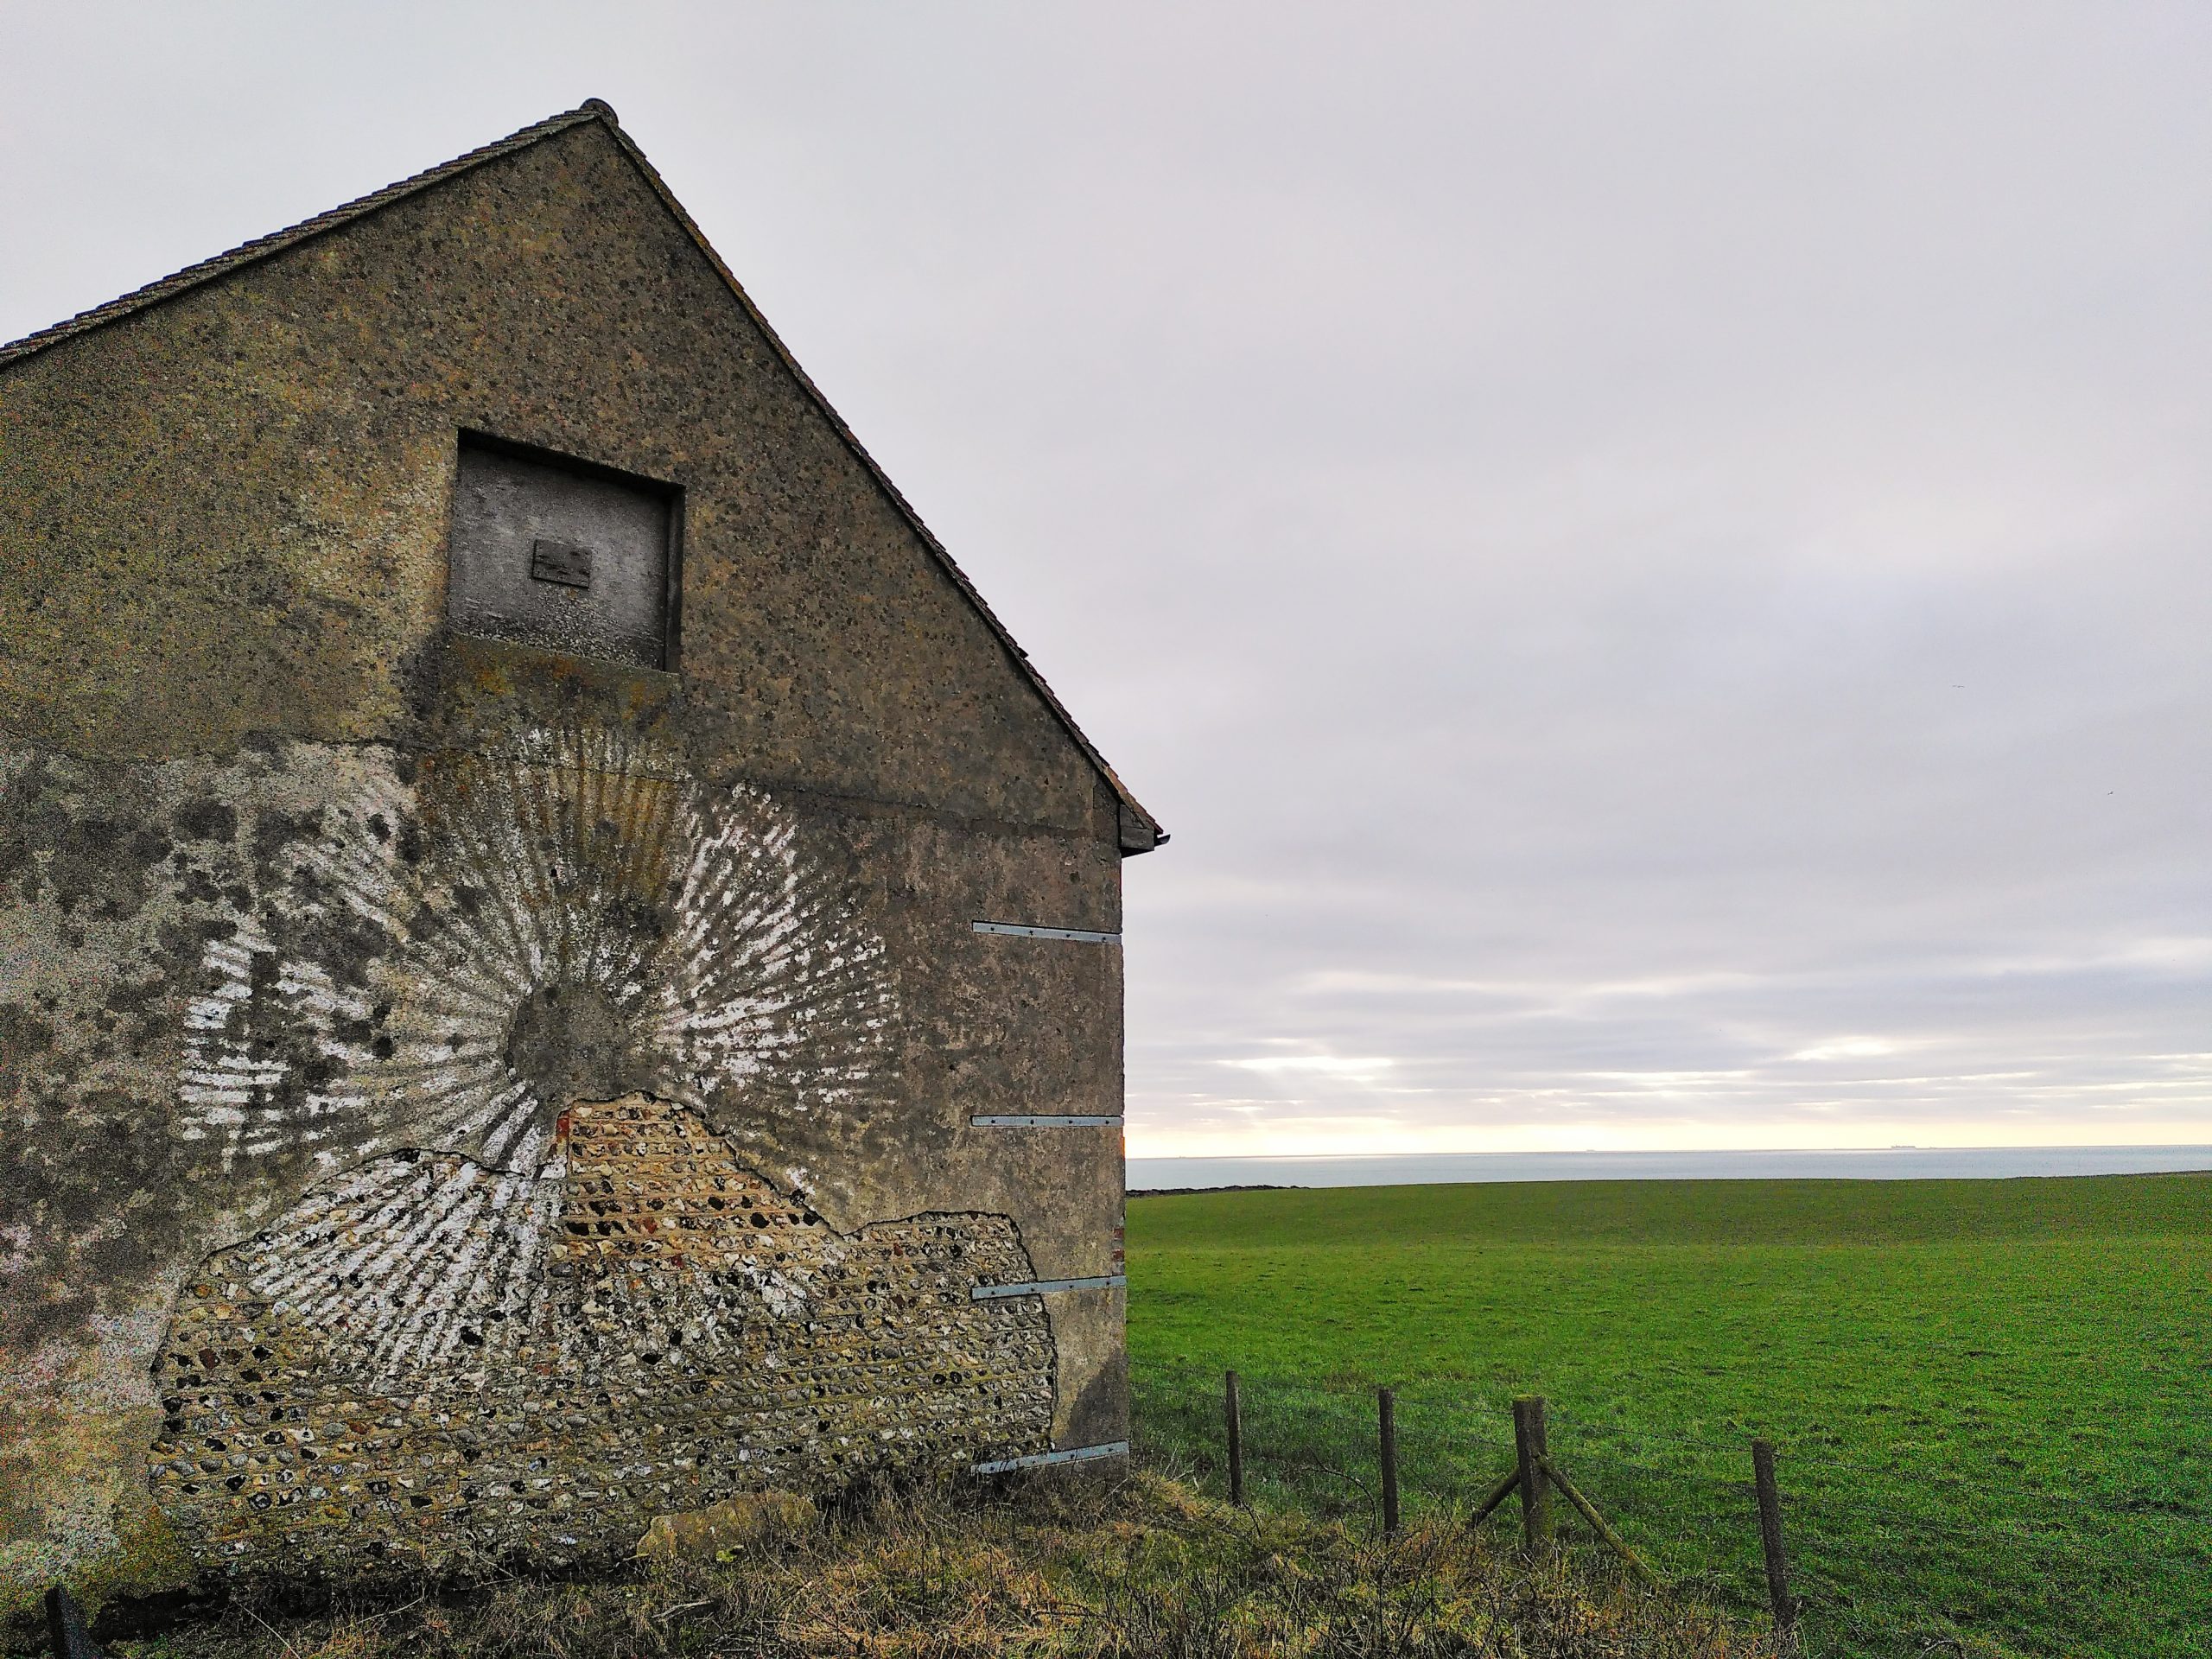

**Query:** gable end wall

left=0, top=117, right=1133, bottom=1630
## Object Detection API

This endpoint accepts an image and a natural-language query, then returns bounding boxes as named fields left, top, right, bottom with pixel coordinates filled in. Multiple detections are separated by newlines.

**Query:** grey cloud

left=5, top=3, right=2205, bottom=1152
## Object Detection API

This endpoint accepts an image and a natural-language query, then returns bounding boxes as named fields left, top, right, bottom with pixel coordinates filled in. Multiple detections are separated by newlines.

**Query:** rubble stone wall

left=151, top=1095, right=1056, bottom=1580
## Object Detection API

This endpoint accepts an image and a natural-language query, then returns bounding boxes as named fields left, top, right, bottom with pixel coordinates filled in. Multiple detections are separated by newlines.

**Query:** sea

left=1125, top=1144, right=2212, bottom=1192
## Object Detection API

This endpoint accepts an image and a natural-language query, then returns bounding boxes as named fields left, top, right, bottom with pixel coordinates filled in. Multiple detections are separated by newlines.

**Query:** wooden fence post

left=1513, top=1395, right=1553, bottom=1556
left=1751, top=1438, right=1796, bottom=1649
left=1378, top=1387, right=1400, bottom=1536
left=1743, top=1442, right=1796, bottom=1654
left=1224, top=1370, right=1244, bottom=1508
left=1540, top=1456, right=1662, bottom=1589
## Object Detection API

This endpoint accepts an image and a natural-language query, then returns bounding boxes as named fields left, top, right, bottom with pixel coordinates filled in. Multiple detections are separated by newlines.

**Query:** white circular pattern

left=176, top=728, right=901, bottom=1184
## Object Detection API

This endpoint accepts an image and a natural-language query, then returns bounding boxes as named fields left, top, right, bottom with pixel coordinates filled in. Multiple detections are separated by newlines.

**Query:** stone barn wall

left=0, top=104, right=1155, bottom=1634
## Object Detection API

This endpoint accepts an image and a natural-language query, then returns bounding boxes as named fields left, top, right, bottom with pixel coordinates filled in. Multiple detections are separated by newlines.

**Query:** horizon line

left=1126, top=1141, right=2212, bottom=1162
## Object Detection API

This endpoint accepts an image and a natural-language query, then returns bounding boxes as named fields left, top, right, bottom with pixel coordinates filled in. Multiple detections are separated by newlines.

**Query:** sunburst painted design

left=239, top=1151, right=558, bottom=1386
left=175, top=729, right=900, bottom=1189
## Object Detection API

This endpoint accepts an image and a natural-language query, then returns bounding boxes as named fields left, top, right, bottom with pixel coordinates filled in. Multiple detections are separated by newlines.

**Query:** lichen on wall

left=150, top=1094, right=1055, bottom=1579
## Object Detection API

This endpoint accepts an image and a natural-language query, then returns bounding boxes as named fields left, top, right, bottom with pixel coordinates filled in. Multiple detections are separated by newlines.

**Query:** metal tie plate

left=971, top=920, right=1121, bottom=944
left=972, top=1440, right=1130, bottom=1475
left=970, top=1274, right=1127, bottom=1300
left=969, top=1114, right=1122, bottom=1128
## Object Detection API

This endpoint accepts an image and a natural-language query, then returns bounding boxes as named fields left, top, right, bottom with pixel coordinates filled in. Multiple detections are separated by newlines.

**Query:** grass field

left=1124, top=1173, right=2212, bottom=1659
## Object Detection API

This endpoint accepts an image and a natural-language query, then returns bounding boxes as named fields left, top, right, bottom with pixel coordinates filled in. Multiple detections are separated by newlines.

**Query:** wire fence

left=1129, top=1362, right=2211, bottom=1659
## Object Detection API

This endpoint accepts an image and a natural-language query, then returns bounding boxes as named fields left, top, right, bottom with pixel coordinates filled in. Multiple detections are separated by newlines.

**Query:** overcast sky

left=5, top=4, right=2207, bottom=1155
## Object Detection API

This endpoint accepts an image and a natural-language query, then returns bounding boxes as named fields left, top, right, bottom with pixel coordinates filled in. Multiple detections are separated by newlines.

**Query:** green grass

left=1125, top=1173, right=2212, bottom=1659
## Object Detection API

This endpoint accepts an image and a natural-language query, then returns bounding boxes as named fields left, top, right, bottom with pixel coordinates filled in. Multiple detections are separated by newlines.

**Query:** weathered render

left=0, top=102, right=1160, bottom=1635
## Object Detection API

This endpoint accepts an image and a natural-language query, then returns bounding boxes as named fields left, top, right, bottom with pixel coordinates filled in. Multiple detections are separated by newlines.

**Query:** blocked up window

left=447, top=435, right=679, bottom=670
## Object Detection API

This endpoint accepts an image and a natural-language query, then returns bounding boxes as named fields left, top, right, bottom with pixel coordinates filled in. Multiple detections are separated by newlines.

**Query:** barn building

left=0, top=100, right=1160, bottom=1627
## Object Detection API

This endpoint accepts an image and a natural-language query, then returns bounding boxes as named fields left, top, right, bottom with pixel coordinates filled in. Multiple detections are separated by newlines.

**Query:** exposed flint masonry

left=153, top=1096, right=1056, bottom=1577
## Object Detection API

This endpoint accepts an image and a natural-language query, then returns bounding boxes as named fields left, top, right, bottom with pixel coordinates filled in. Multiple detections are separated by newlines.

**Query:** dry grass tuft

left=120, top=1471, right=1778, bottom=1659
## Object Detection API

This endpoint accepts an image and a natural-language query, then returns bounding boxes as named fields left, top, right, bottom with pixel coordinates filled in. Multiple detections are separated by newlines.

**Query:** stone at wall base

left=635, top=1492, right=817, bottom=1564
left=44, top=1588, right=108, bottom=1659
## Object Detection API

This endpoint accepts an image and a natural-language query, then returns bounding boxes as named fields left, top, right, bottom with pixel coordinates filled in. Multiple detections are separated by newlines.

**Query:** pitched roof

left=0, top=100, right=1164, bottom=852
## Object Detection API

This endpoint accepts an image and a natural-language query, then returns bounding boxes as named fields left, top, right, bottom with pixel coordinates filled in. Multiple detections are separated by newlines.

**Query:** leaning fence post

left=1378, top=1387, right=1400, bottom=1536
left=1751, top=1438, right=1796, bottom=1649
left=1224, top=1370, right=1244, bottom=1508
left=1540, top=1455, right=1662, bottom=1589
left=1513, top=1395, right=1553, bottom=1555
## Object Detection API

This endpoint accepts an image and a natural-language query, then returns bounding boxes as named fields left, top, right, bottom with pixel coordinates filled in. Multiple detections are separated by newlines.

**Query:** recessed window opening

left=447, top=434, right=680, bottom=671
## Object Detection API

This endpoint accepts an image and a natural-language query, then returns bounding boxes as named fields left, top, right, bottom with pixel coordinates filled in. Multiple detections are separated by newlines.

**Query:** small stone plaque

left=448, top=439, right=677, bottom=669
left=530, top=538, right=594, bottom=590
